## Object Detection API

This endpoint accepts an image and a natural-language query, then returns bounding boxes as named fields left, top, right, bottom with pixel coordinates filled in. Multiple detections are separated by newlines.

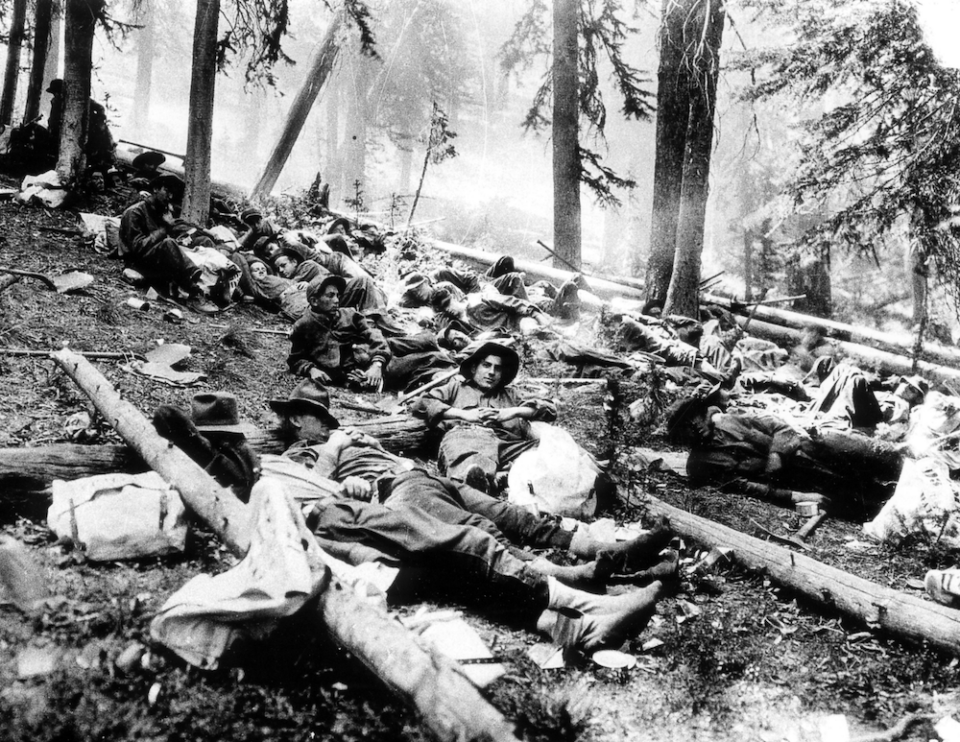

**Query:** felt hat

left=46, top=79, right=63, bottom=95
left=150, top=173, right=184, bottom=196
left=277, top=245, right=307, bottom=264
left=269, top=380, right=339, bottom=428
left=240, top=207, right=263, bottom=225
left=485, top=255, right=516, bottom=279
left=190, top=392, right=257, bottom=435
left=459, top=341, right=520, bottom=387
left=306, top=274, right=346, bottom=303
left=132, top=151, right=166, bottom=170
left=664, top=384, right=722, bottom=444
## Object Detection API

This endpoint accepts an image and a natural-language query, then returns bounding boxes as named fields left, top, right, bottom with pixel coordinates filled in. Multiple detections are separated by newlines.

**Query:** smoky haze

left=1, top=0, right=809, bottom=287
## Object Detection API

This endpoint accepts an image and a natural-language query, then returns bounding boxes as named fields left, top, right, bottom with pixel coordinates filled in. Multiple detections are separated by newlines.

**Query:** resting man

left=287, top=275, right=391, bottom=390
left=260, top=379, right=670, bottom=652
left=414, top=341, right=555, bottom=493
left=118, top=174, right=204, bottom=301
left=665, top=385, right=900, bottom=508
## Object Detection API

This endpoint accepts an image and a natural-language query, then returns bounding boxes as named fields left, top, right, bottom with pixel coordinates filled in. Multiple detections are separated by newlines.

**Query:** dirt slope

left=1, top=183, right=959, bottom=742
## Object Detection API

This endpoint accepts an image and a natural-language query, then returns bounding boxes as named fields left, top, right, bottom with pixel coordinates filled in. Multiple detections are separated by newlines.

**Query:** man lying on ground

left=413, top=340, right=556, bottom=494
left=268, top=380, right=678, bottom=589
left=665, top=383, right=900, bottom=510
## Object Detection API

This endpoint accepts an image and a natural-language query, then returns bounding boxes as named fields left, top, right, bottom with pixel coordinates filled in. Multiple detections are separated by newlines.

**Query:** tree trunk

left=23, top=0, right=54, bottom=124
left=664, top=0, right=726, bottom=320
left=552, top=0, right=581, bottom=271
left=0, top=0, right=28, bottom=126
left=182, top=0, right=219, bottom=226
left=56, top=0, right=102, bottom=185
left=132, top=1, right=155, bottom=136
left=340, top=56, right=370, bottom=210
left=743, top=230, right=754, bottom=302
left=251, top=13, right=343, bottom=201
left=324, top=74, right=341, bottom=199
left=645, top=0, right=694, bottom=305
left=644, top=494, right=960, bottom=657
left=41, top=5, right=61, bottom=121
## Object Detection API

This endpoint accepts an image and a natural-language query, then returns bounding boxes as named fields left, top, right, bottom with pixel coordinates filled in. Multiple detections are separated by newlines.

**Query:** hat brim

left=269, top=398, right=340, bottom=428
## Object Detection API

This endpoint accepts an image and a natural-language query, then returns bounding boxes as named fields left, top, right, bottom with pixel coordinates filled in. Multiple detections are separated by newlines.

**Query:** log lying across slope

left=644, top=494, right=960, bottom=656
left=50, top=349, right=519, bottom=742
left=736, top=316, right=960, bottom=387
left=705, top=292, right=960, bottom=371
left=0, top=416, right=428, bottom=491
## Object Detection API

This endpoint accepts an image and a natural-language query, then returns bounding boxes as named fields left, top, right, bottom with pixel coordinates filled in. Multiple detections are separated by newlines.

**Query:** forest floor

left=1, top=175, right=960, bottom=742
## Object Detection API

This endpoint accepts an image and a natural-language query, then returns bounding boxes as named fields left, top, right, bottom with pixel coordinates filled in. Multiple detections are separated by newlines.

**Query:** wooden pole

left=51, top=348, right=251, bottom=553
left=49, top=349, right=519, bottom=742
left=707, top=292, right=960, bottom=371
left=738, top=316, right=960, bottom=387
left=250, top=13, right=342, bottom=201
left=643, top=494, right=960, bottom=656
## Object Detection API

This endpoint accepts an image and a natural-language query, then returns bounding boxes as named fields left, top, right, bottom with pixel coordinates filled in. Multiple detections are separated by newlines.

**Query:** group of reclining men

left=154, top=343, right=679, bottom=657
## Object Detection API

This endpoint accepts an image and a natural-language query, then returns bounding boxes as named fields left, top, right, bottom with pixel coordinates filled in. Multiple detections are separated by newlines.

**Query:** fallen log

left=737, top=316, right=960, bottom=387
left=0, top=415, right=428, bottom=490
left=50, top=349, right=520, bottom=742
left=708, top=292, right=960, bottom=371
left=52, top=348, right=250, bottom=553
left=643, top=493, right=960, bottom=656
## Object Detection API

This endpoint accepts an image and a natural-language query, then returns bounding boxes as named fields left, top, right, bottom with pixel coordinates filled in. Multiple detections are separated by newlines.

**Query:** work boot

left=569, top=515, right=674, bottom=573
left=529, top=557, right=606, bottom=591
left=536, top=577, right=664, bottom=653
left=462, top=464, right=490, bottom=494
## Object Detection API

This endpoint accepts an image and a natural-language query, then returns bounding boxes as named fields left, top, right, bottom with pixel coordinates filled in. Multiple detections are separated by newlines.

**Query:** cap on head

left=459, top=341, right=520, bottom=387
left=190, top=392, right=257, bottom=436
left=240, top=207, right=263, bottom=225
left=46, top=79, right=63, bottom=95
left=268, top=379, right=339, bottom=428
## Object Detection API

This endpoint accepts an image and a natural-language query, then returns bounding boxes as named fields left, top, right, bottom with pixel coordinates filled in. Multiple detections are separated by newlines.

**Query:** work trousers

left=382, top=470, right=572, bottom=553
left=311, top=495, right=547, bottom=619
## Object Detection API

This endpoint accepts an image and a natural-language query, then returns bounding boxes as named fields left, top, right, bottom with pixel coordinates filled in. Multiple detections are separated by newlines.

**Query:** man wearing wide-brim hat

left=262, top=378, right=672, bottom=656
left=286, top=274, right=391, bottom=390
left=152, top=392, right=260, bottom=501
left=413, top=340, right=556, bottom=494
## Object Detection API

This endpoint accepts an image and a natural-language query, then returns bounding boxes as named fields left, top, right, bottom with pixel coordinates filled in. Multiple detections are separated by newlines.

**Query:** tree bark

left=56, top=0, right=102, bottom=184
left=40, top=6, right=61, bottom=122
left=251, top=13, right=343, bottom=201
left=50, top=349, right=519, bottom=742
left=182, top=0, right=219, bottom=226
left=0, top=0, right=29, bottom=126
left=645, top=0, right=694, bottom=305
left=664, top=0, right=726, bottom=320
left=132, top=1, right=155, bottom=136
left=643, top=494, right=960, bottom=657
left=23, top=0, right=54, bottom=124
left=324, top=73, right=341, bottom=197
left=552, top=0, right=582, bottom=271
left=0, top=415, right=428, bottom=491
